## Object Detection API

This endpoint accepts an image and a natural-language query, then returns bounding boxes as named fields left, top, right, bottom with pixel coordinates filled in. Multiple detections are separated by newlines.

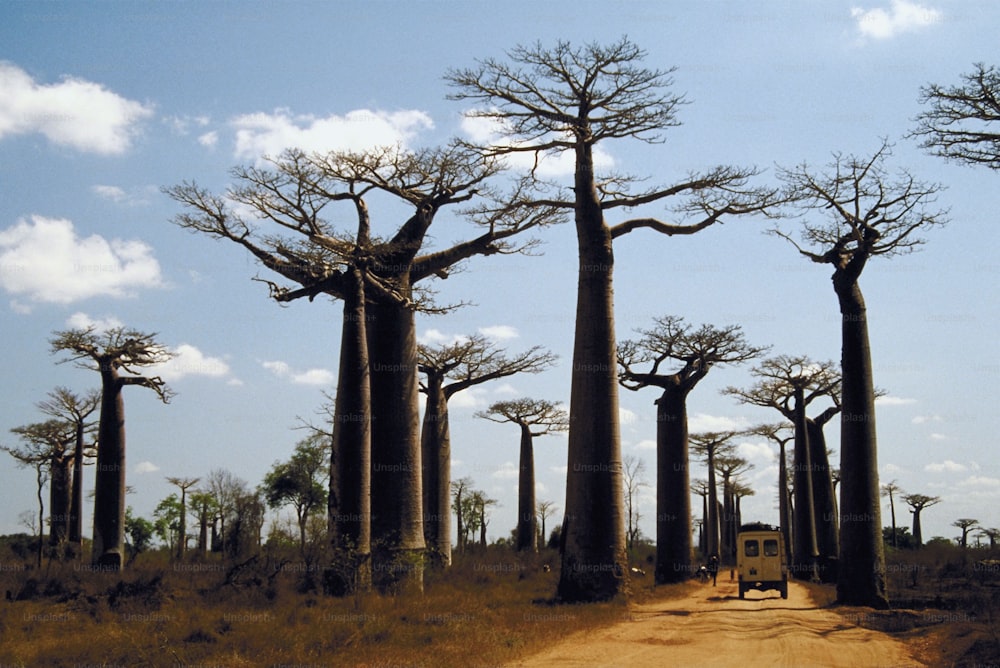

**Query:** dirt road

left=510, top=579, right=924, bottom=667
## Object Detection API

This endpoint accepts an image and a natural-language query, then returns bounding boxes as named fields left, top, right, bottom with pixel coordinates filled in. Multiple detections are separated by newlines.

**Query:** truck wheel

left=780, top=584, right=788, bottom=599
left=738, top=585, right=745, bottom=600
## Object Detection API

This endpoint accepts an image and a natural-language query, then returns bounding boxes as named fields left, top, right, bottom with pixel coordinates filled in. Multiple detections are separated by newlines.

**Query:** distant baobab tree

left=419, top=337, right=555, bottom=565
left=50, top=326, right=173, bottom=571
left=745, top=423, right=794, bottom=559
left=953, top=518, right=979, bottom=549
left=774, top=141, right=948, bottom=607
left=449, top=38, right=782, bottom=601
left=902, top=493, right=941, bottom=547
left=166, top=476, right=200, bottom=559
left=912, top=63, right=1000, bottom=170
left=691, top=431, right=739, bottom=562
left=36, top=387, right=100, bottom=558
left=3, top=423, right=60, bottom=567
left=477, top=398, right=567, bottom=553
left=618, top=315, right=765, bottom=583
left=880, top=480, right=904, bottom=549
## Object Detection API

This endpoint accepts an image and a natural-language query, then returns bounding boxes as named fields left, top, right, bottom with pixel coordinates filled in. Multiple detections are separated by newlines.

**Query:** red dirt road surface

left=510, top=579, right=924, bottom=667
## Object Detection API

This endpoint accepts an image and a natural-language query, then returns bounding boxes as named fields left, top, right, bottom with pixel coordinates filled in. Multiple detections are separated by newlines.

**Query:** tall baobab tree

left=188, top=489, right=217, bottom=555
left=477, top=398, right=568, bottom=553
left=746, top=423, right=794, bottom=559
left=724, top=356, right=841, bottom=580
left=880, top=480, right=904, bottom=549
left=912, top=63, right=1000, bottom=170
left=50, top=326, right=172, bottom=570
left=618, top=316, right=765, bottom=583
left=37, top=387, right=100, bottom=557
left=691, top=431, right=738, bottom=562
left=691, top=479, right=710, bottom=557
left=953, top=518, right=979, bottom=548
left=448, top=38, right=782, bottom=601
left=902, top=493, right=941, bottom=547
left=537, top=499, right=557, bottom=547
left=168, top=146, right=558, bottom=592
left=451, top=477, right=474, bottom=555
left=774, top=141, right=947, bottom=607
left=419, top=337, right=555, bottom=565
left=166, top=476, right=200, bottom=559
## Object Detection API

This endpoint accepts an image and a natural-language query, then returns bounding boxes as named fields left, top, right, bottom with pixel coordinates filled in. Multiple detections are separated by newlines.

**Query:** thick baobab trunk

left=93, top=370, right=126, bottom=570
left=706, top=445, right=720, bottom=560
left=516, top=424, right=537, bottom=552
left=654, top=389, right=691, bottom=583
left=558, top=142, right=628, bottom=601
left=329, top=268, right=372, bottom=591
left=835, top=278, right=888, bottom=608
left=49, top=456, right=72, bottom=547
left=70, top=420, right=85, bottom=557
left=911, top=509, right=924, bottom=547
left=420, top=376, right=451, bottom=565
left=807, top=417, right=839, bottom=582
left=778, top=441, right=792, bottom=561
left=367, top=298, right=424, bottom=593
left=792, top=386, right=818, bottom=580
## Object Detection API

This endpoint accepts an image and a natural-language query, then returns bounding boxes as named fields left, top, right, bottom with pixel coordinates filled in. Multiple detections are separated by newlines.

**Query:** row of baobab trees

left=6, top=39, right=995, bottom=609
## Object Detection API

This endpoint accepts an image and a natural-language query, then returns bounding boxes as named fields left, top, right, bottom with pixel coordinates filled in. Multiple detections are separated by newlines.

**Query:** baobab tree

left=451, top=476, right=474, bottom=555
left=903, top=493, right=941, bottom=547
left=724, top=356, right=841, bottom=580
left=6, top=421, right=77, bottom=549
left=774, top=141, right=948, bottom=607
left=715, top=454, right=754, bottom=561
left=166, top=476, right=200, bottom=559
left=691, top=431, right=739, bottom=563
left=745, top=423, right=794, bottom=559
left=2, top=427, right=55, bottom=567
left=953, top=518, right=979, bottom=549
left=618, top=315, right=765, bottom=583
left=37, top=387, right=100, bottom=557
left=419, top=337, right=555, bottom=565
left=448, top=38, right=782, bottom=601
left=881, top=480, right=904, bottom=549
left=168, top=146, right=557, bottom=592
left=188, top=489, right=217, bottom=555
left=477, top=398, right=568, bottom=553
left=691, top=479, right=710, bottom=557
left=50, top=326, right=172, bottom=570
left=912, top=63, right=1000, bottom=170
left=537, top=499, right=558, bottom=547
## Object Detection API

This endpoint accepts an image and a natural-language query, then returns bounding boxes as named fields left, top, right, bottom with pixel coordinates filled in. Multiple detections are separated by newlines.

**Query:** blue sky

left=1, top=1, right=997, bottom=548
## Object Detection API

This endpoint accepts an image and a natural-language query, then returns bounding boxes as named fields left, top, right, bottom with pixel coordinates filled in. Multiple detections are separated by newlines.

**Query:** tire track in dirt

left=509, top=580, right=924, bottom=667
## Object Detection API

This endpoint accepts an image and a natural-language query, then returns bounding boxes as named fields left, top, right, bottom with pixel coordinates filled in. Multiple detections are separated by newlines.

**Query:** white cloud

left=478, top=325, right=519, bottom=341
left=851, top=1, right=942, bottom=40
left=688, top=413, right=749, bottom=433
left=449, top=386, right=489, bottom=409
left=417, top=328, right=469, bottom=346
left=151, top=344, right=231, bottom=382
left=0, top=216, right=163, bottom=305
left=134, top=461, right=159, bottom=474
left=875, top=395, right=917, bottom=406
left=924, top=459, right=966, bottom=473
left=197, top=131, right=218, bottom=148
left=493, top=461, right=521, bottom=479
left=959, top=475, right=1000, bottom=488
left=635, top=439, right=656, bottom=451
left=619, top=407, right=638, bottom=425
left=261, top=359, right=333, bottom=386
left=459, top=111, right=614, bottom=177
left=493, top=382, right=519, bottom=396
left=912, top=414, right=942, bottom=424
left=738, top=441, right=776, bottom=463
left=0, top=62, right=152, bottom=154
left=66, top=312, right=124, bottom=333
left=91, top=184, right=153, bottom=207
left=930, top=433, right=949, bottom=441
left=164, top=114, right=210, bottom=136
left=231, top=108, right=433, bottom=160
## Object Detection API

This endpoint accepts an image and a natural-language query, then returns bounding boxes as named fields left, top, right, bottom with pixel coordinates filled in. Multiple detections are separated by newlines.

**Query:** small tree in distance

left=902, top=493, right=941, bottom=547
left=262, top=434, right=329, bottom=556
left=477, top=398, right=567, bottom=553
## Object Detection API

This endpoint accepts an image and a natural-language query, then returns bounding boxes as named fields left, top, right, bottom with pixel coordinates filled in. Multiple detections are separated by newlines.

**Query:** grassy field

left=2, top=539, right=998, bottom=667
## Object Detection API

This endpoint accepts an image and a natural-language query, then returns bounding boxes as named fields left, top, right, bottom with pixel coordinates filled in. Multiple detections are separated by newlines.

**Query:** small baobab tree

left=902, top=493, right=941, bottom=547
left=715, top=454, right=754, bottom=562
left=618, top=315, right=765, bottom=583
left=745, top=423, right=794, bottom=559
left=912, top=63, right=1000, bottom=170
left=537, top=499, right=558, bottom=547
left=166, top=476, right=200, bottom=559
left=50, top=326, right=172, bottom=570
left=621, top=455, right=648, bottom=552
left=953, top=518, right=979, bottom=549
left=881, top=480, right=904, bottom=549
left=477, top=398, right=568, bottom=553
left=420, top=337, right=555, bottom=565
left=2, top=428, right=54, bottom=568
left=449, top=38, right=782, bottom=601
left=774, top=141, right=948, bottom=607
left=691, top=431, right=739, bottom=563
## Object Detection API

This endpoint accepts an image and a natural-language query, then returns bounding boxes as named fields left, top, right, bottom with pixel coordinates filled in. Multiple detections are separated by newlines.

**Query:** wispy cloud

left=479, top=325, right=519, bottom=341
left=851, top=1, right=942, bottom=40
left=925, top=459, right=966, bottom=473
left=150, top=344, right=232, bottom=382
left=262, top=359, right=334, bottom=386
left=688, top=413, right=749, bottom=433
left=231, top=108, right=433, bottom=160
left=134, top=461, right=160, bottom=474
left=875, top=395, right=917, bottom=406
left=0, top=215, right=163, bottom=306
left=0, top=61, right=152, bottom=154
left=91, top=184, right=154, bottom=207
left=66, top=312, right=124, bottom=333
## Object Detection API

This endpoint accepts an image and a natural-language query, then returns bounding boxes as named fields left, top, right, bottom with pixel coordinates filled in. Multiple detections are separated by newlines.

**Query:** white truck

left=736, top=524, right=788, bottom=600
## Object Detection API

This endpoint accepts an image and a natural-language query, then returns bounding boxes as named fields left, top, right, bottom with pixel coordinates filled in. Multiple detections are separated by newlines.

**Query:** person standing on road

left=707, top=554, right=719, bottom=586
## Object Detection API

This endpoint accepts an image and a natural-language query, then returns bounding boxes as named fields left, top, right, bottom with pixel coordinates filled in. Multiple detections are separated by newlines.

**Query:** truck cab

left=736, top=523, right=788, bottom=599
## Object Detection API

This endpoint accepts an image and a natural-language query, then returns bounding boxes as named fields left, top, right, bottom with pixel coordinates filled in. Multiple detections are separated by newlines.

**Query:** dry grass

left=0, top=545, right=676, bottom=667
